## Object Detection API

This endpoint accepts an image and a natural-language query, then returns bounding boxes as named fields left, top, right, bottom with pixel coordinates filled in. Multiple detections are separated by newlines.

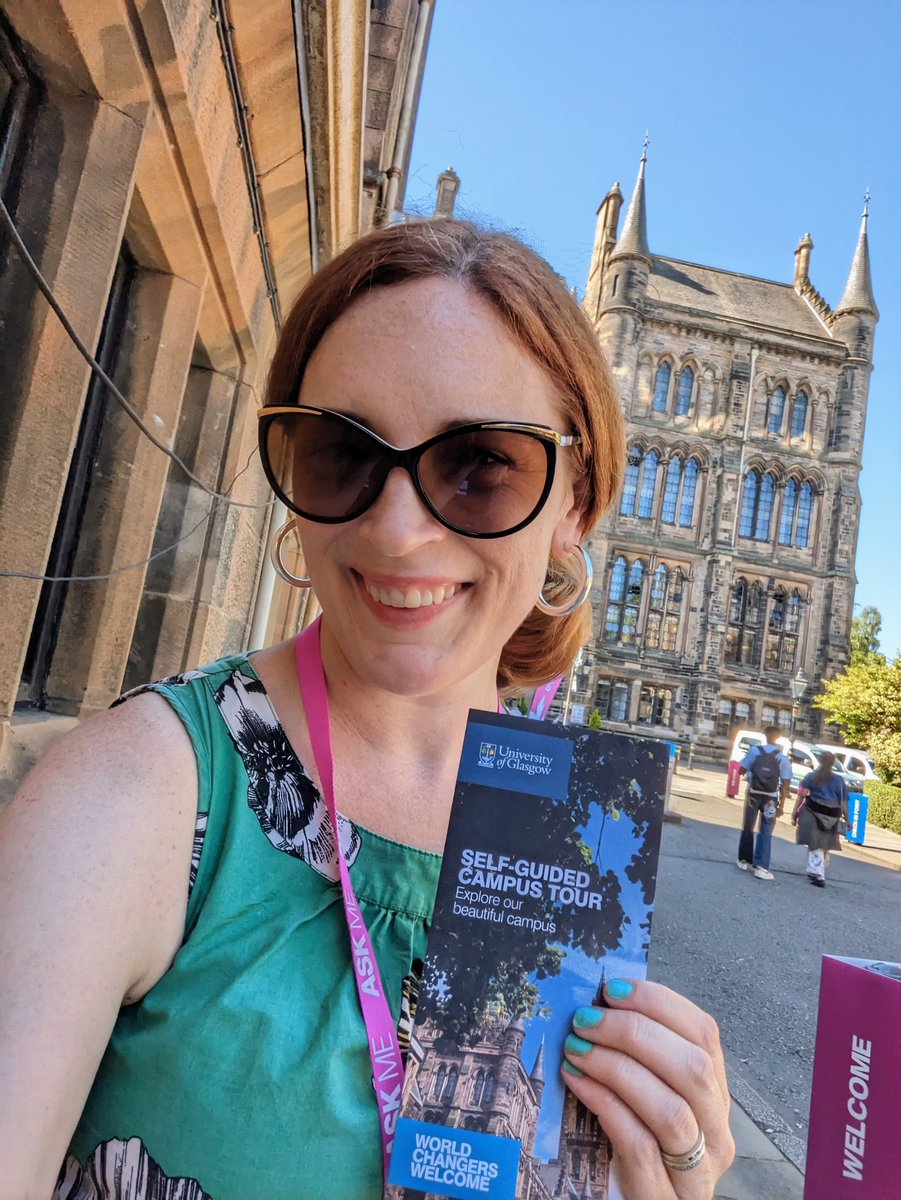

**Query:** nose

left=356, top=466, right=447, bottom=557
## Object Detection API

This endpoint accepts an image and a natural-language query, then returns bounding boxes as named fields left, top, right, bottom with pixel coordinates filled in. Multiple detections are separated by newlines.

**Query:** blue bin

left=846, top=791, right=869, bottom=844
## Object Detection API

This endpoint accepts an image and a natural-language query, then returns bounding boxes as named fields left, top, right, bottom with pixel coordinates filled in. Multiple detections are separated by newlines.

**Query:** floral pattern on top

left=55, top=1136, right=211, bottom=1199
left=213, top=670, right=361, bottom=882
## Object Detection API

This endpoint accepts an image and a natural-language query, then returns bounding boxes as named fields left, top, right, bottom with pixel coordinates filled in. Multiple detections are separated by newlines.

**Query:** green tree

left=586, top=708, right=603, bottom=730
left=850, top=606, right=886, bottom=666
left=814, top=656, right=901, bottom=784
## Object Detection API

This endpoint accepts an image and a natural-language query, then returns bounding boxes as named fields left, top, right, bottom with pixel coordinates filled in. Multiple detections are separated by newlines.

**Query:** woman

left=0, top=220, right=733, bottom=1198
left=792, top=751, right=851, bottom=887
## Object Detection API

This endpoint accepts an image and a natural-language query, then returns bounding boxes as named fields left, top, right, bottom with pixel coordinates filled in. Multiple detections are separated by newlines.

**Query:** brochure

left=386, top=710, right=667, bottom=1200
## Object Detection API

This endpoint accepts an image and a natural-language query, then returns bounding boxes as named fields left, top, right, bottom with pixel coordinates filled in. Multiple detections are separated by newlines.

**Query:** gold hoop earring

left=270, top=518, right=312, bottom=588
left=536, top=544, right=593, bottom=617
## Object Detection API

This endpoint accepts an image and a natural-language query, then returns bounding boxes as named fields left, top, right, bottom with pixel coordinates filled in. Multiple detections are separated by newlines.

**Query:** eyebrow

left=327, top=408, right=505, bottom=438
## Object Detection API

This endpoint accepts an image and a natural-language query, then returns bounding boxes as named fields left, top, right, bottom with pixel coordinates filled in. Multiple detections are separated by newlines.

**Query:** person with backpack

left=791, top=751, right=851, bottom=887
left=736, top=726, right=792, bottom=880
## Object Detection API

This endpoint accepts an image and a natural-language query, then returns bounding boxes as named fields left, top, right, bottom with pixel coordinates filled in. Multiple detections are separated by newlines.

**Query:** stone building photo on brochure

left=569, top=146, right=878, bottom=760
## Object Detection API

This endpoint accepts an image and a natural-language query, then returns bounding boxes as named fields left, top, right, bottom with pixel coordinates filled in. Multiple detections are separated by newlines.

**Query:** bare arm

left=0, top=693, right=197, bottom=1198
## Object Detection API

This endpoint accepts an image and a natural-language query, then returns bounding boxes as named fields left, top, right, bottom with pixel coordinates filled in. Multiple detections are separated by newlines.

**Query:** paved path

left=653, top=763, right=901, bottom=1199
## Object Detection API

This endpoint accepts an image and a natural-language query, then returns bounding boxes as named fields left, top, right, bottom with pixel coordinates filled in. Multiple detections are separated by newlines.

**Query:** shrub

left=864, top=780, right=901, bottom=836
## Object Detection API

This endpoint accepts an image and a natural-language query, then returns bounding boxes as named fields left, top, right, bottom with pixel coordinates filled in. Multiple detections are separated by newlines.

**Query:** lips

left=363, top=580, right=462, bottom=609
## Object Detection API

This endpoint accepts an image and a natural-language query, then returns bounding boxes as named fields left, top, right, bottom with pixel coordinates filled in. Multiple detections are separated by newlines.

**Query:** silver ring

left=661, top=1130, right=706, bottom=1172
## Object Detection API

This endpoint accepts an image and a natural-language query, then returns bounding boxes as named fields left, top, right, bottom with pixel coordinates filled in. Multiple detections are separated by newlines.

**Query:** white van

left=729, top=730, right=864, bottom=791
left=815, top=744, right=880, bottom=782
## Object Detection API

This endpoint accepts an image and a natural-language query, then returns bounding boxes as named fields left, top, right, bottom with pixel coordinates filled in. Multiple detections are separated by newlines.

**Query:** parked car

left=728, top=730, right=865, bottom=793
left=815, top=743, right=880, bottom=782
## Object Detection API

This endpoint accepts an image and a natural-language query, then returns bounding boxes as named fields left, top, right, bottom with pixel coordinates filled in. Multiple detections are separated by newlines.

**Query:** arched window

left=725, top=578, right=763, bottom=666
left=471, top=1068, right=485, bottom=1105
left=661, top=458, right=682, bottom=524
left=778, top=479, right=798, bottom=545
left=637, top=685, right=674, bottom=726
left=739, top=470, right=759, bottom=538
left=679, top=458, right=700, bottom=527
left=795, top=482, right=813, bottom=548
left=483, top=1072, right=496, bottom=1105
left=765, top=588, right=800, bottom=672
left=652, top=362, right=671, bottom=412
left=755, top=473, right=775, bottom=540
left=637, top=450, right=659, bottom=518
left=604, top=558, right=644, bottom=645
left=790, top=391, right=808, bottom=438
left=768, top=385, right=786, bottom=434
left=715, top=698, right=752, bottom=737
left=645, top=566, right=683, bottom=652
left=620, top=448, right=641, bottom=516
left=433, top=1064, right=446, bottom=1099
left=572, top=1150, right=582, bottom=1181
left=595, top=678, right=630, bottom=721
left=444, top=1065, right=458, bottom=1102
left=676, top=366, right=694, bottom=416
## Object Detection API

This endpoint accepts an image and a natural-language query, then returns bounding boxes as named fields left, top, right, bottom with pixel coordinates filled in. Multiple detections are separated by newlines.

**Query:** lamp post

left=789, top=669, right=809, bottom=746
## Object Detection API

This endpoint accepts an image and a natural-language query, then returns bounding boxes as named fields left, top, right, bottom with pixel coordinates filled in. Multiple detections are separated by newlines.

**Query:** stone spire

left=610, top=137, right=651, bottom=262
left=529, top=1035, right=546, bottom=1085
left=834, top=195, right=878, bottom=318
left=433, top=167, right=460, bottom=219
left=793, top=232, right=813, bottom=285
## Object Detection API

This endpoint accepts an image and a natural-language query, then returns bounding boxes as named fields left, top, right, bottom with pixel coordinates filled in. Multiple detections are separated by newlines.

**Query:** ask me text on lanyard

left=295, top=618, right=560, bottom=1180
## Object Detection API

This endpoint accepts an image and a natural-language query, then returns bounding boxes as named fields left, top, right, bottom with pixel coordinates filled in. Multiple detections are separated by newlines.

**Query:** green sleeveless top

left=55, top=653, right=441, bottom=1200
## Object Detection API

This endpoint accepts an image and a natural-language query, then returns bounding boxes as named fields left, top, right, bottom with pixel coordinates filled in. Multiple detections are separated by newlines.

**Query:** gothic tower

left=579, top=149, right=877, bottom=755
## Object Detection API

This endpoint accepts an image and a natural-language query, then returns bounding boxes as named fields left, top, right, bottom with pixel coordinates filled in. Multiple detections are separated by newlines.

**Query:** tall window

left=637, top=685, right=674, bottom=726
left=778, top=480, right=798, bottom=545
left=471, top=1069, right=485, bottom=1105
left=661, top=456, right=700, bottom=527
left=637, top=450, right=659, bottom=517
left=716, top=698, right=752, bottom=738
left=443, top=1065, right=458, bottom=1103
left=433, top=1064, right=446, bottom=1098
left=795, top=482, right=813, bottom=548
left=790, top=391, right=808, bottom=438
left=764, top=588, right=801, bottom=672
left=725, top=578, right=763, bottom=666
left=620, top=449, right=641, bottom=516
left=652, top=362, right=671, bottom=412
left=605, top=558, right=645, bottom=645
left=778, top=479, right=814, bottom=548
left=483, top=1072, right=495, bottom=1104
left=679, top=458, right=700, bottom=526
left=761, top=704, right=792, bottom=730
left=768, top=385, right=786, bottom=434
left=740, top=470, right=776, bottom=540
left=676, top=366, right=694, bottom=416
left=645, top=565, right=683, bottom=652
left=661, top=458, right=682, bottom=524
left=595, top=679, right=630, bottom=721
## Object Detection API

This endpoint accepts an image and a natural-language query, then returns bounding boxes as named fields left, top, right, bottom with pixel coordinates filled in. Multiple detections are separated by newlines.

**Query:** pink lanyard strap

left=295, top=618, right=403, bottom=1180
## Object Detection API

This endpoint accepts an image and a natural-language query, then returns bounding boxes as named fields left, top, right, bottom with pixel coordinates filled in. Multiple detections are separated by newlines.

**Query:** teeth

left=365, top=581, right=459, bottom=609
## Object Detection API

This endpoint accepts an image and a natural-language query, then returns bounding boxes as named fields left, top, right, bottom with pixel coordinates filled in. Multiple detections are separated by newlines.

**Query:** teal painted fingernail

left=607, top=979, right=634, bottom=1000
left=564, top=1033, right=593, bottom=1056
left=562, top=1060, right=585, bottom=1077
left=573, top=1005, right=605, bottom=1029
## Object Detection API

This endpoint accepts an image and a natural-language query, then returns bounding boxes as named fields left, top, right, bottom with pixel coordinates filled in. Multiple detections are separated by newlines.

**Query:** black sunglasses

left=257, top=406, right=580, bottom=539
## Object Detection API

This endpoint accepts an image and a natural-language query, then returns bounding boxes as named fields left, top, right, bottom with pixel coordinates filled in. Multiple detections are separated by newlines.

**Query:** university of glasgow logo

left=478, top=742, right=497, bottom=767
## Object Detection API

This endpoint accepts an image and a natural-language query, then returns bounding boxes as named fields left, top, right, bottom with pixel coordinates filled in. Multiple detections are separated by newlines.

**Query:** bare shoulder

left=0, top=693, right=199, bottom=1191
left=1, top=690, right=199, bottom=996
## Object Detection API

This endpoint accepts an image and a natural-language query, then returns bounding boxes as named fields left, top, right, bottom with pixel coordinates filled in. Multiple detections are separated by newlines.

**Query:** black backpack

left=749, top=746, right=781, bottom=794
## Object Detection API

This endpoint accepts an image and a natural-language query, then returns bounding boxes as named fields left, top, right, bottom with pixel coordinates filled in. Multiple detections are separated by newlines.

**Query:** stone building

left=574, top=149, right=877, bottom=758
left=0, top=0, right=435, bottom=789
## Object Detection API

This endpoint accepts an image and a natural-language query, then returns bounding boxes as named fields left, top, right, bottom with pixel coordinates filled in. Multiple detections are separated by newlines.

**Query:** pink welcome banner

left=804, top=955, right=901, bottom=1199
left=528, top=675, right=565, bottom=720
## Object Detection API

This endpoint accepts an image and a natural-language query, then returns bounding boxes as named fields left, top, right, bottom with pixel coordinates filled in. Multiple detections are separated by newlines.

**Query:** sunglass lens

left=263, top=411, right=387, bottom=520
left=419, top=429, right=552, bottom=535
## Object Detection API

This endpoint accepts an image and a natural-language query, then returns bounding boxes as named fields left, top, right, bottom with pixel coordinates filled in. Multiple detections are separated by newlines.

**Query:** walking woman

left=791, top=751, right=852, bottom=887
left=0, top=219, right=734, bottom=1199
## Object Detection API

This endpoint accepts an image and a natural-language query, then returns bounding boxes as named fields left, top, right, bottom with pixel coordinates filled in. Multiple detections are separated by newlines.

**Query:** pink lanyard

left=295, top=618, right=402, bottom=1180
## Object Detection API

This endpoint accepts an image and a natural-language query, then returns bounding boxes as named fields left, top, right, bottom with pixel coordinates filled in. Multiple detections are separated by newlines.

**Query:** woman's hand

left=561, top=979, right=735, bottom=1200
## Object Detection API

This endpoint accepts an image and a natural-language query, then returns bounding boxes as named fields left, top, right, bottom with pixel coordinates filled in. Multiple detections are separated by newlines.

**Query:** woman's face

left=296, top=276, right=584, bottom=698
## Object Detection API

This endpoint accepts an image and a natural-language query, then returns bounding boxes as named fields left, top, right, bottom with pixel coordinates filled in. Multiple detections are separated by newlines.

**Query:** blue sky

left=408, top=0, right=901, bottom=659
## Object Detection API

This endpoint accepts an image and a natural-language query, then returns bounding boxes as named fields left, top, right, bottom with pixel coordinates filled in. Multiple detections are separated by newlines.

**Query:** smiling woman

left=0, top=218, right=733, bottom=1200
